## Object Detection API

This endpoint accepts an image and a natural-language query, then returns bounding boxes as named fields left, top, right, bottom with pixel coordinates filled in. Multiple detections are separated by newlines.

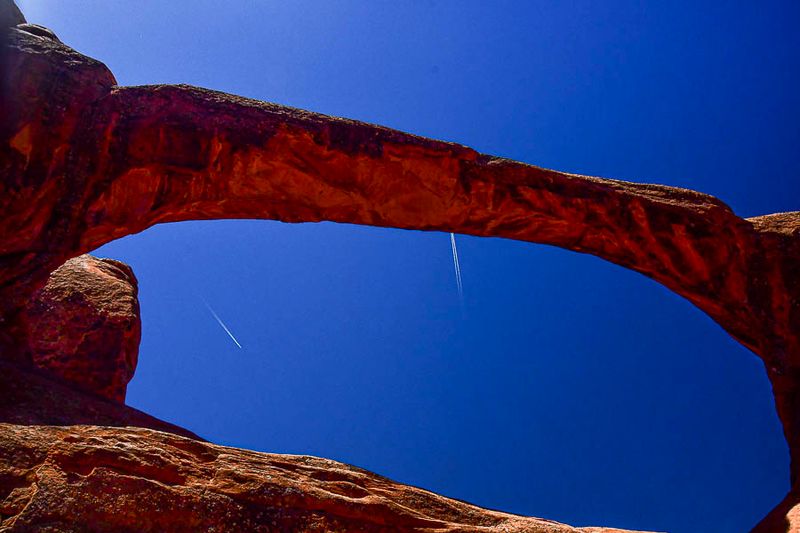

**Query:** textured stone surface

left=0, top=424, right=649, bottom=533
left=17, top=254, right=140, bottom=403
left=0, top=2, right=798, bottom=531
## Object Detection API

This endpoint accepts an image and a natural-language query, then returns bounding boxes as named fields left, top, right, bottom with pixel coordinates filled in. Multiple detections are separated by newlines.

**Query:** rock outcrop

left=17, top=254, right=140, bottom=403
left=0, top=1, right=798, bottom=530
left=0, top=424, right=645, bottom=533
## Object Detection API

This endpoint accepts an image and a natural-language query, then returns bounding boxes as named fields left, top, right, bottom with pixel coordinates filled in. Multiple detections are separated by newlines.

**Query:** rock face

left=0, top=1, right=798, bottom=531
left=18, top=254, right=140, bottom=403
left=0, top=424, right=644, bottom=533
left=0, top=359, right=199, bottom=440
left=0, top=0, right=22, bottom=27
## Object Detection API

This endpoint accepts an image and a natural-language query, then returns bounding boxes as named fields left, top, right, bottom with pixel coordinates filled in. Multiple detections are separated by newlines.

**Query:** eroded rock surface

left=17, top=254, right=140, bottom=403
left=0, top=0, right=798, bottom=531
left=0, top=424, right=648, bottom=533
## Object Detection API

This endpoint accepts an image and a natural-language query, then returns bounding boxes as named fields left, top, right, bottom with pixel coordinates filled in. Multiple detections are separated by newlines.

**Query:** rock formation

left=0, top=1, right=798, bottom=531
left=1, top=423, right=648, bottom=533
left=17, top=255, right=140, bottom=403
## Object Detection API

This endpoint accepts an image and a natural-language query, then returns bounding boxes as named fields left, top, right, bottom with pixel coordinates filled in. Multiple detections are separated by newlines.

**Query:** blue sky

left=20, top=1, right=800, bottom=531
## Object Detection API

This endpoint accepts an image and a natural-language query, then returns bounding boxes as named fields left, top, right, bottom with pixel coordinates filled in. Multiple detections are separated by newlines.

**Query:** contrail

left=202, top=299, right=243, bottom=349
left=450, top=232, right=464, bottom=300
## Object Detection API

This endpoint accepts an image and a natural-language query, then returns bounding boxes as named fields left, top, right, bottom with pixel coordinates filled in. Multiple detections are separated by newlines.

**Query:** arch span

left=1, top=11, right=799, bottom=531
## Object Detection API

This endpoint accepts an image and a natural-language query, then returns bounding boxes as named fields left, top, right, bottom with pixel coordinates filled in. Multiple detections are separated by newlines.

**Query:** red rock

left=17, top=254, right=140, bottom=403
left=0, top=359, right=199, bottom=440
left=0, top=1, right=798, bottom=530
left=0, top=423, right=649, bottom=533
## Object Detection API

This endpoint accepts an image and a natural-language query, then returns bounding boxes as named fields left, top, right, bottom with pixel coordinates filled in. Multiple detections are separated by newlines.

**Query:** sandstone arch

left=1, top=3, right=798, bottom=531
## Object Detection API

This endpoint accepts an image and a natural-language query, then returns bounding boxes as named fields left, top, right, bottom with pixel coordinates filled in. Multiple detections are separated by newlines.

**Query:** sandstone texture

left=0, top=424, right=646, bottom=533
left=17, top=254, right=140, bottom=403
left=0, top=0, right=798, bottom=531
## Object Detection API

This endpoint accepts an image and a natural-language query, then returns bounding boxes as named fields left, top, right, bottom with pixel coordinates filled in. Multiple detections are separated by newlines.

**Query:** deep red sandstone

left=17, top=254, right=140, bottom=403
left=1, top=2, right=798, bottom=531
left=0, top=424, right=651, bottom=533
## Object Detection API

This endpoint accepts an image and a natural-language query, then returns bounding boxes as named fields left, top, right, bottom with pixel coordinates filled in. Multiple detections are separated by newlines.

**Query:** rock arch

left=1, top=3, right=798, bottom=531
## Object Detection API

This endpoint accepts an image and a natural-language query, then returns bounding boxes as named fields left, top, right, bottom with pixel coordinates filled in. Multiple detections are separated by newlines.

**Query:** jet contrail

left=202, top=299, right=243, bottom=349
left=450, top=232, right=464, bottom=300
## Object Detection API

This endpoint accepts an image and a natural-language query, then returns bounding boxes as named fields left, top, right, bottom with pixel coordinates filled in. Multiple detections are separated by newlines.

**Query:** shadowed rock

left=0, top=359, right=199, bottom=439
left=0, top=0, right=23, bottom=28
left=0, top=1, right=798, bottom=530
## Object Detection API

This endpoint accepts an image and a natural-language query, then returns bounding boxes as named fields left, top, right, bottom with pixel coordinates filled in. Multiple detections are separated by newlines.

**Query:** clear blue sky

left=21, top=1, right=799, bottom=531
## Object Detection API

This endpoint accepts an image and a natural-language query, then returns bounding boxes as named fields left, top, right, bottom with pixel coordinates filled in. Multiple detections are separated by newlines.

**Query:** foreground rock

left=0, top=424, right=649, bottom=533
left=0, top=1, right=798, bottom=530
left=0, top=355, right=642, bottom=532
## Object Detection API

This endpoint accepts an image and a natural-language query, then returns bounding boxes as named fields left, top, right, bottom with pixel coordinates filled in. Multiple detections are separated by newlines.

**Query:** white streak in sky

left=202, top=299, right=243, bottom=349
left=450, top=232, right=464, bottom=300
